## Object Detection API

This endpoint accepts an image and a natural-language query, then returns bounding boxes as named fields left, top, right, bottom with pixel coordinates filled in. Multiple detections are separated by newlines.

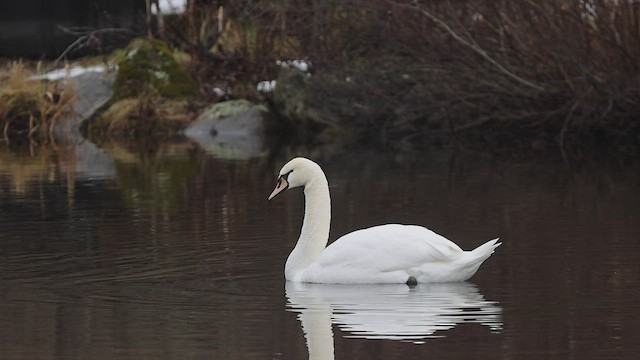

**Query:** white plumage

left=269, top=157, right=500, bottom=284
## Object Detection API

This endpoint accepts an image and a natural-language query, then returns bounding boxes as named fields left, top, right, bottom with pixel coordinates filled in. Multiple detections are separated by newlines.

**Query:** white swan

left=269, top=157, right=500, bottom=284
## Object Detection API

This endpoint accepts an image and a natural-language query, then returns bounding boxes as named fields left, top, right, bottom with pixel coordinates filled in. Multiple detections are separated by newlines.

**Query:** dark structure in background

left=0, top=0, right=146, bottom=59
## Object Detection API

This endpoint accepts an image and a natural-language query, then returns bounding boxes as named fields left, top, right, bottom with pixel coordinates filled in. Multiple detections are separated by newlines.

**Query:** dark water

left=1, top=141, right=639, bottom=359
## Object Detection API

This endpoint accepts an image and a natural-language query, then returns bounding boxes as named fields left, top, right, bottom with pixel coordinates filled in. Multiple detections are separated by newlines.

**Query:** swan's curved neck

left=285, top=174, right=331, bottom=280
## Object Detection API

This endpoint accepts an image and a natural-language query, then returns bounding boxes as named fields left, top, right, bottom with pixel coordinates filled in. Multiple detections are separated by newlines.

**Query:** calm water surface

left=0, top=141, right=639, bottom=359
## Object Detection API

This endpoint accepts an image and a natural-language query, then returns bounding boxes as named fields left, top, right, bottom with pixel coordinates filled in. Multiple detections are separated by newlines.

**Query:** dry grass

left=0, top=62, right=75, bottom=145
left=86, top=95, right=196, bottom=141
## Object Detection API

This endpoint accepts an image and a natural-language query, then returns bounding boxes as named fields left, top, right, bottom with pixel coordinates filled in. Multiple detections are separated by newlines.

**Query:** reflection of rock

left=185, top=99, right=269, bottom=159
left=73, top=140, right=116, bottom=180
left=286, top=281, right=501, bottom=359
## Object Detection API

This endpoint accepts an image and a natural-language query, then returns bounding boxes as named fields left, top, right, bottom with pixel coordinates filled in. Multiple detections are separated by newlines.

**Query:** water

left=1, top=140, right=639, bottom=359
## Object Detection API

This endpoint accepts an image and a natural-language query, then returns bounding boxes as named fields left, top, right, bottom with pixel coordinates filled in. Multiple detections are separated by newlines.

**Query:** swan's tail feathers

left=469, top=238, right=501, bottom=262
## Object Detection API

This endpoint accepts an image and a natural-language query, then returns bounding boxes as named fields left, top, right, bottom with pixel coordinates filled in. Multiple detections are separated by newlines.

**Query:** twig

left=3, top=119, right=11, bottom=144
left=51, top=27, right=135, bottom=69
left=428, top=115, right=494, bottom=136
left=28, top=115, right=39, bottom=138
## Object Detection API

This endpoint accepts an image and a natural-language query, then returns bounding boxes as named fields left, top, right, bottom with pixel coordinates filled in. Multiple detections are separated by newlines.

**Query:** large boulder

left=54, top=68, right=116, bottom=140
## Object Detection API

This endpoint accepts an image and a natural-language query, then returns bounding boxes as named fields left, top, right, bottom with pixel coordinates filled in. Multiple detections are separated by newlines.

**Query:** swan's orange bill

left=268, top=177, right=289, bottom=200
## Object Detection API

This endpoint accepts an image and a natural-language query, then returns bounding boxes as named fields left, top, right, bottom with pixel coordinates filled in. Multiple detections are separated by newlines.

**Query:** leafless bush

left=167, top=0, right=640, bottom=148
left=392, top=0, right=640, bottom=147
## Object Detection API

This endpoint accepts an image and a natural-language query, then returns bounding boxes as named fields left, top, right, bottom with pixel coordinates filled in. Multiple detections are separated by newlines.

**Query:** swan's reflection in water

left=286, top=282, right=501, bottom=358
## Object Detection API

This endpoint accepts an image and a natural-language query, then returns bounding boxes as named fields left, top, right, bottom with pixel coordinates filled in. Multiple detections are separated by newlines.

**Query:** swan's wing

left=311, top=224, right=464, bottom=274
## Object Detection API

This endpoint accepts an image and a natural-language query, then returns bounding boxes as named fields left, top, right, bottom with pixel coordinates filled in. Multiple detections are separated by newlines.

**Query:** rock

left=71, top=69, right=116, bottom=119
left=272, top=67, right=315, bottom=128
left=112, top=37, right=200, bottom=101
left=185, top=99, right=270, bottom=159
left=270, top=60, right=436, bottom=147
left=53, top=68, right=116, bottom=140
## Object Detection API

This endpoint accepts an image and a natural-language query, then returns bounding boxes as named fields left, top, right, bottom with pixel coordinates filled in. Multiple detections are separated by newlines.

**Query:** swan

left=268, top=157, right=500, bottom=284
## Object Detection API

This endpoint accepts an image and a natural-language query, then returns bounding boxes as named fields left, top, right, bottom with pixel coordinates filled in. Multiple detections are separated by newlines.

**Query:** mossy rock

left=197, top=99, right=265, bottom=121
left=113, top=38, right=200, bottom=101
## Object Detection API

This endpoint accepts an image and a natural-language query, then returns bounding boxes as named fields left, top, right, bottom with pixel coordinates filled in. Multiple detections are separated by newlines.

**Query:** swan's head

left=268, top=157, right=322, bottom=200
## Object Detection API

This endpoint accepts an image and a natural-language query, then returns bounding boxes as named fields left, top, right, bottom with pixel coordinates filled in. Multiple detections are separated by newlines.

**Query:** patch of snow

left=256, top=59, right=311, bottom=93
left=212, top=87, right=226, bottom=96
left=257, top=80, right=276, bottom=93
left=152, top=0, right=187, bottom=15
left=276, top=59, right=312, bottom=72
left=32, top=65, right=113, bottom=81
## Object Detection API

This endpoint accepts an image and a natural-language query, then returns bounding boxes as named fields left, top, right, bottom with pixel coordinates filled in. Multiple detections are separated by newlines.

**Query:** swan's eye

left=282, top=170, right=293, bottom=180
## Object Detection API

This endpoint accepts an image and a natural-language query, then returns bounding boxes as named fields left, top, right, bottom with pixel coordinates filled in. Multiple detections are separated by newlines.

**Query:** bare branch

left=393, top=2, right=545, bottom=92
left=51, top=27, right=136, bottom=69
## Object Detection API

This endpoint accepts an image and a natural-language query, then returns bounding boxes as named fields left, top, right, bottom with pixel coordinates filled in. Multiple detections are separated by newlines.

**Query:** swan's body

left=269, top=157, right=500, bottom=284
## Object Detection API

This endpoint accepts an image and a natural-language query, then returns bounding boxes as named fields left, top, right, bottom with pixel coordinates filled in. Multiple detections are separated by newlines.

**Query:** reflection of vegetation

left=0, top=62, right=74, bottom=144
left=106, top=140, right=204, bottom=215
left=0, top=142, right=81, bottom=224
left=0, top=137, right=206, bottom=221
left=0, top=147, right=51, bottom=196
